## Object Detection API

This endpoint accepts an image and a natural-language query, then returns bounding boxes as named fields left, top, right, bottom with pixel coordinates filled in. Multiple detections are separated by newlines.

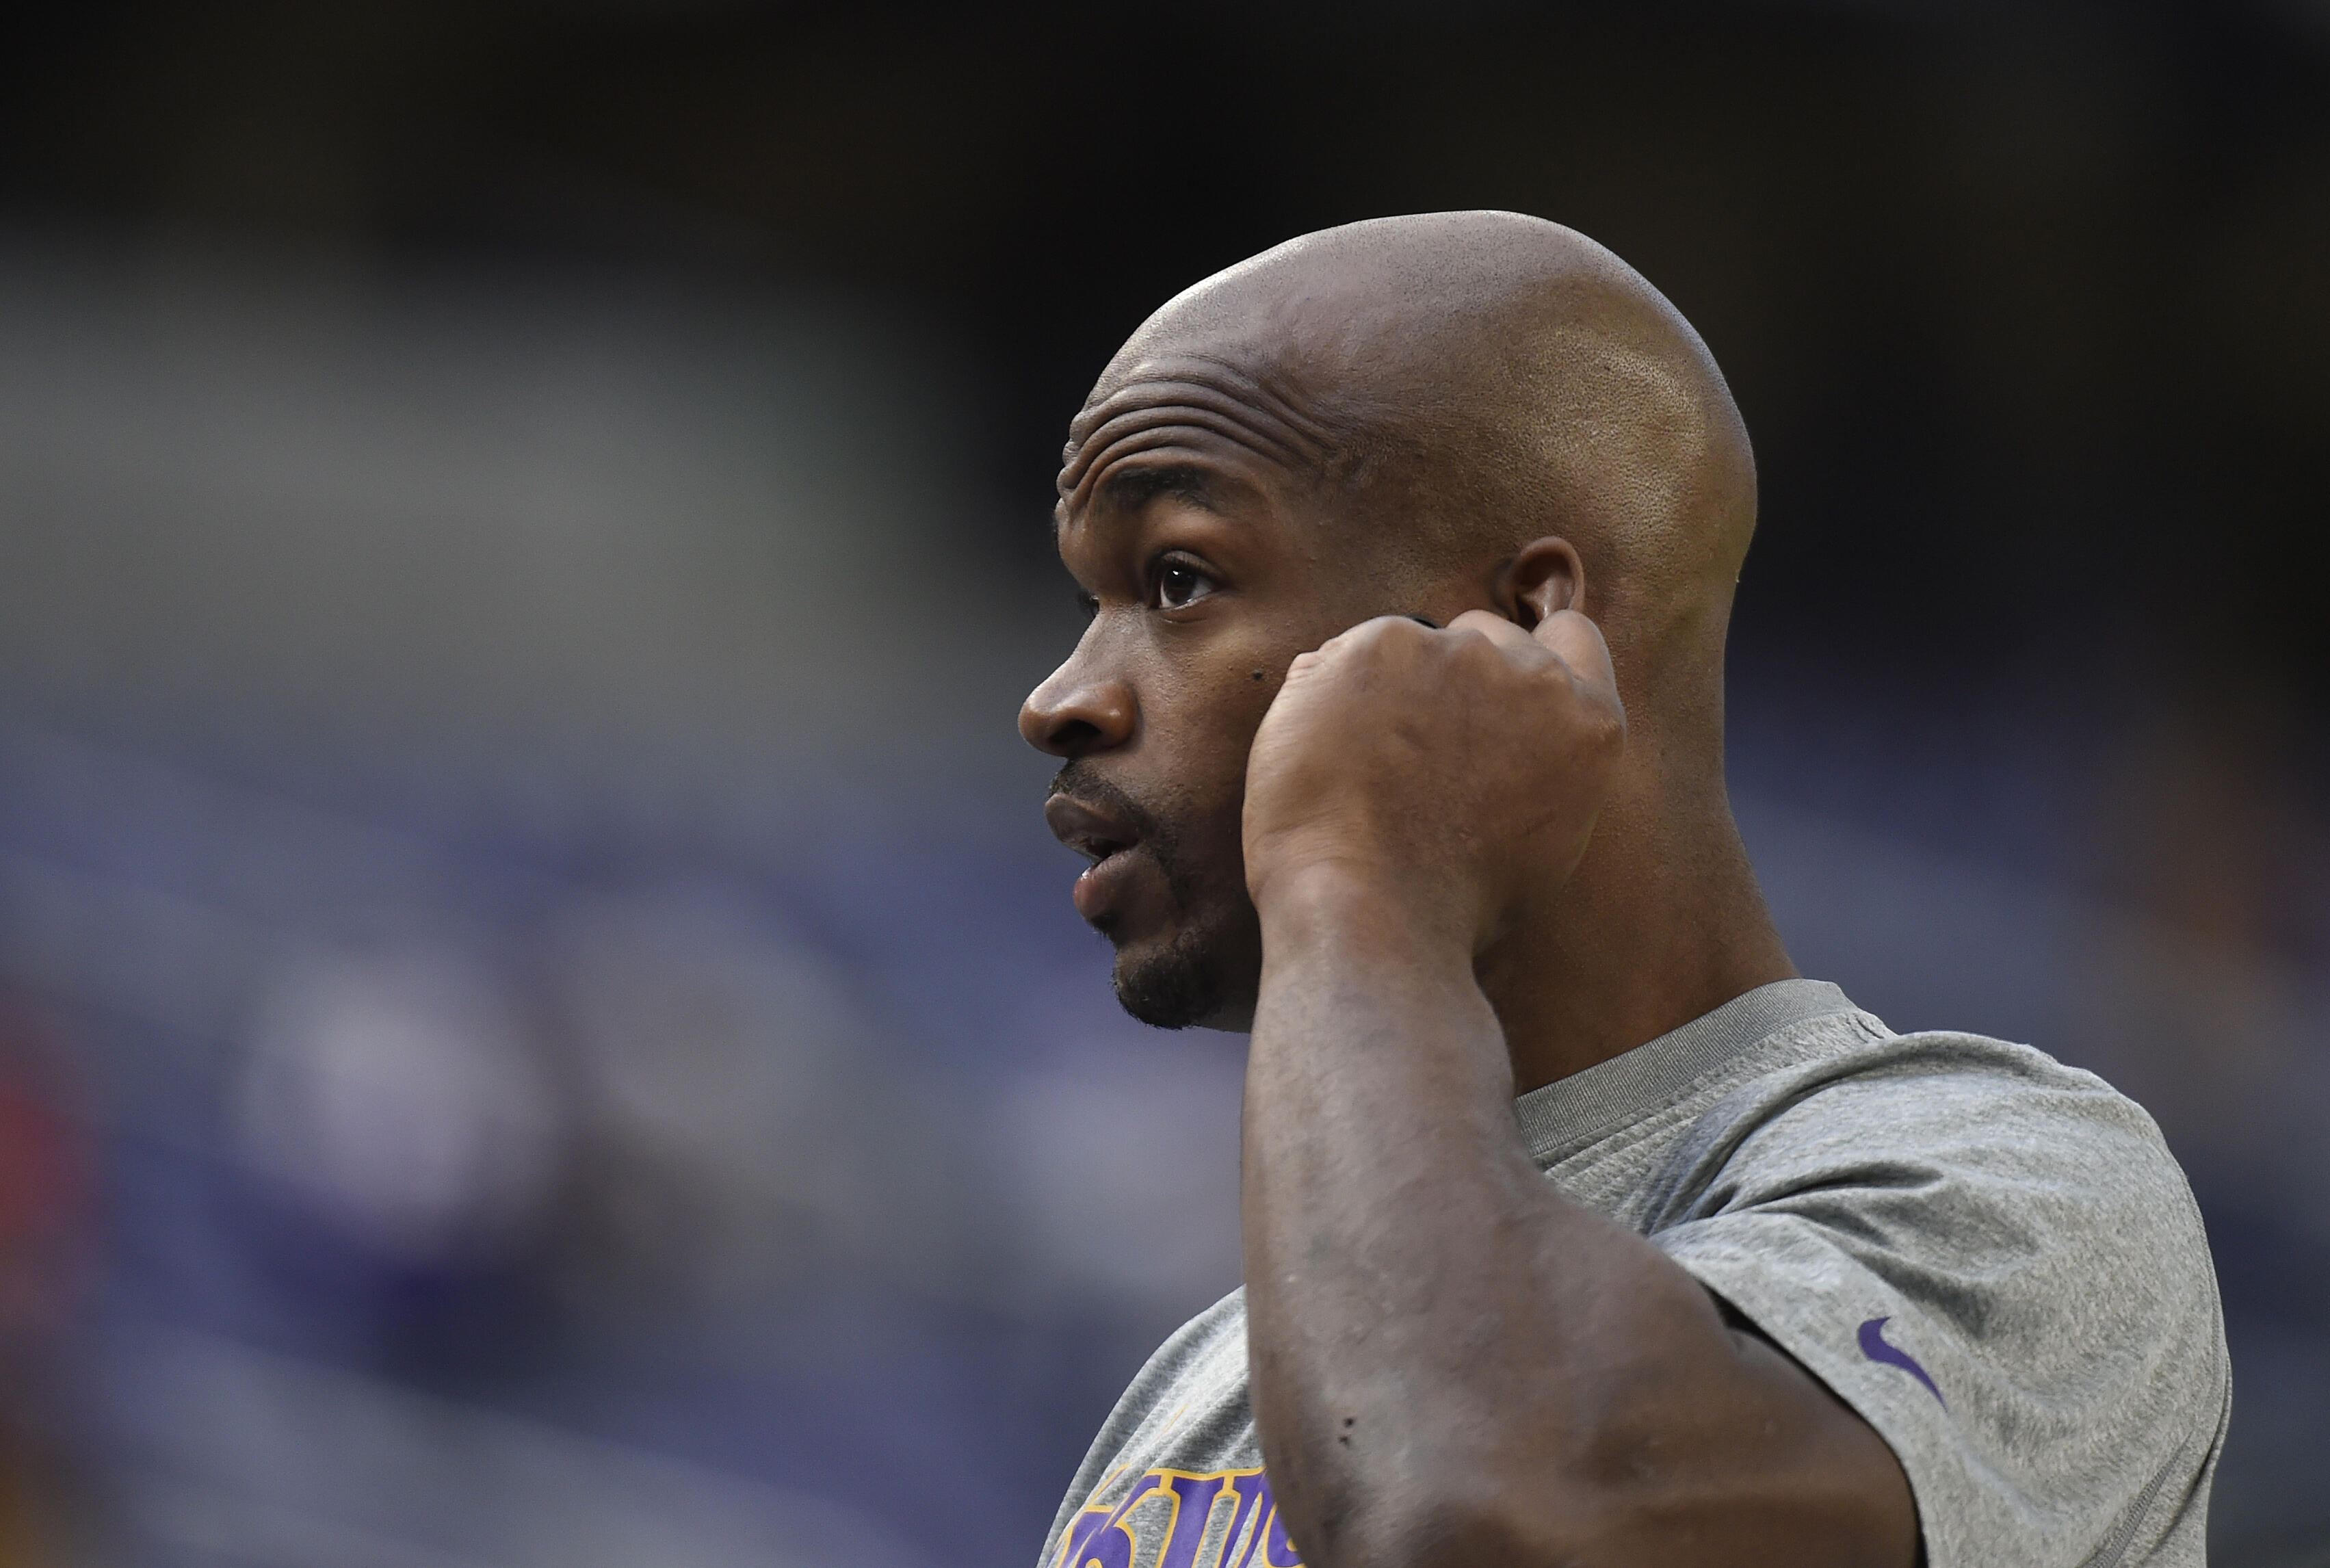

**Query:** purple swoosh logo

left=1858, top=1316, right=1946, bottom=1408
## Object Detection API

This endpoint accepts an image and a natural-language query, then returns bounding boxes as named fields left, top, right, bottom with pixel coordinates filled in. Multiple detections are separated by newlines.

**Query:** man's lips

left=1043, top=794, right=1142, bottom=922
left=1043, top=792, right=1137, bottom=861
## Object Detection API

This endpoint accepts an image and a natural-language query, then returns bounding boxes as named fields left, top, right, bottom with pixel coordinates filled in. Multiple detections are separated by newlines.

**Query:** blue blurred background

left=0, top=4, right=2324, bottom=1564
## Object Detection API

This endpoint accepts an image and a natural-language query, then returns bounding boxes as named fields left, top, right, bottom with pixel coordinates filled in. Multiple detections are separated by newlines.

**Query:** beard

left=1112, top=915, right=1242, bottom=1030
left=1050, top=761, right=1260, bottom=1031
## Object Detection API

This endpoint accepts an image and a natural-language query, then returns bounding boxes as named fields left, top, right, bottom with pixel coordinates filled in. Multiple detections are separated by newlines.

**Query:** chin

left=1108, top=909, right=1261, bottom=1032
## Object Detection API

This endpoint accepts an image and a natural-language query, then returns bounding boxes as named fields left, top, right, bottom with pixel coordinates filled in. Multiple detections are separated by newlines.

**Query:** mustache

left=1048, top=761, right=1206, bottom=906
left=1047, top=761, right=1164, bottom=844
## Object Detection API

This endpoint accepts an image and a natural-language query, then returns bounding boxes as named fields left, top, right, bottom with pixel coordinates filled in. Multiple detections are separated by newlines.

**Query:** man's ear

left=1495, top=538, right=1585, bottom=630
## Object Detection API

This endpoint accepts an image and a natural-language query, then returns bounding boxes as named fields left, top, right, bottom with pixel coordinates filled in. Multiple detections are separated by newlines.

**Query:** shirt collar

left=1513, top=978, right=1868, bottom=1161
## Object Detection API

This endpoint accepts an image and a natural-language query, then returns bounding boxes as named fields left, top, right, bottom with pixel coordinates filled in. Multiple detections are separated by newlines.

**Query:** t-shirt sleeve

left=1646, top=1033, right=2229, bottom=1568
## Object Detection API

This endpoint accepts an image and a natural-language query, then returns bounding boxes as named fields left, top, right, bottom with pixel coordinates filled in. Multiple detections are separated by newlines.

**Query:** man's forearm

left=1240, top=871, right=1915, bottom=1568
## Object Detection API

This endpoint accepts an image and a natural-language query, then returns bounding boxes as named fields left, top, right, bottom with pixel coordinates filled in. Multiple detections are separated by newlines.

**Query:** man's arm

left=1238, top=610, right=1918, bottom=1568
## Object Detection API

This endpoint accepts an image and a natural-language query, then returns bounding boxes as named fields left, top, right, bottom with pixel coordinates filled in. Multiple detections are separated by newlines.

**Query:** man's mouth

left=1043, top=792, right=1146, bottom=923
left=1044, top=793, right=1135, bottom=864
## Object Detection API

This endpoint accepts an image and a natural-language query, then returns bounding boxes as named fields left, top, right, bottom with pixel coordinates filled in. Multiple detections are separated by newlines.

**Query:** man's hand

left=1242, top=607, right=1626, bottom=952
left=1236, top=607, right=1918, bottom=1568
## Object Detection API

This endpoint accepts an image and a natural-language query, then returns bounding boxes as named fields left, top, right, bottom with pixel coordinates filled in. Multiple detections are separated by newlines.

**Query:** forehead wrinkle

left=1058, top=355, right=1343, bottom=510
left=1058, top=419, right=1274, bottom=521
left=1051, top=444, right=1261, bottom=549
left=1068, top=352, right=1339, bottom=450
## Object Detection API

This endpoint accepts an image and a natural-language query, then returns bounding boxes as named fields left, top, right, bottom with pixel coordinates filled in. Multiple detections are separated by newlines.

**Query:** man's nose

left=1019, top=661, right=1137, bottom=757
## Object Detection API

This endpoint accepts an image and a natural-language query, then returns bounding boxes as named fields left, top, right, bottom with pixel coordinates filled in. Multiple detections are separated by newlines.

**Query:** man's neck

left=1480, top=779, right=1796, bottom=1097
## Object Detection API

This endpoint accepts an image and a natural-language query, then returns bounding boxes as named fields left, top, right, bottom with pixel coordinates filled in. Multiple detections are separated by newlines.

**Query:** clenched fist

left=1241, top=607, right=1626, bottom=956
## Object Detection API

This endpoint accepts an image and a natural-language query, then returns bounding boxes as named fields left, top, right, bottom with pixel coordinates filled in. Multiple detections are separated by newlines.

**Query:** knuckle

left=1339, top=614, right=1431, bottom=670
left=1445, top=625, right=1502, bottom=668
left=1376, top=614, right=1431, bottom=652
left=1589, top=698, right=1627, bottom=753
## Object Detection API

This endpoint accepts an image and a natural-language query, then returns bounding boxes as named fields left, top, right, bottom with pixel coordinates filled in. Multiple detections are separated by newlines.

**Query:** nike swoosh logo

left=1858, top=1316, right=1946, bottom=1408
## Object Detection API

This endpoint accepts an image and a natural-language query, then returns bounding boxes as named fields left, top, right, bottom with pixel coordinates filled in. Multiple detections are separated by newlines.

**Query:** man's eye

left=1155, top=560, right=1215, bottom=609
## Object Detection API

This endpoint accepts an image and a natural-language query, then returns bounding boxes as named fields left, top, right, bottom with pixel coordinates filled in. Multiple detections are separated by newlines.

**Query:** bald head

left=1028, top=214, right=1781, bottom=1029
left=1061, top=211, right=1757, bottom=742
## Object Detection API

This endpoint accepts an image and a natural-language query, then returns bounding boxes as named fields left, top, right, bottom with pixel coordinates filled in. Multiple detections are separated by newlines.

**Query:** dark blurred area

left=0, top=3, right=2322, bottom=1564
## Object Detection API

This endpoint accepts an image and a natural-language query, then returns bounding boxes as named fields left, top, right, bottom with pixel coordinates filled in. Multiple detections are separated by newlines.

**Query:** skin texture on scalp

left=1021, top=212, right=1920, bottom=1567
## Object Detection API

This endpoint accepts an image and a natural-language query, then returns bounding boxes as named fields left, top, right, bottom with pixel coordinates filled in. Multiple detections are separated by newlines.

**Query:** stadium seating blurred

left=0, top=6, right=2323, bottom=1563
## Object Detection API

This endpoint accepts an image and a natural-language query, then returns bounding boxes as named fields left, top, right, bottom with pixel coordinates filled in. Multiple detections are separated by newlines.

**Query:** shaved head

left=1028, top=213, right=1774, bottom=1030
left=1061, top=211, right=1757, bottom=753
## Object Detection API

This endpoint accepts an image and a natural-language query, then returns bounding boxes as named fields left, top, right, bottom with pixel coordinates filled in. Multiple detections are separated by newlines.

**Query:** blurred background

left=0, top=2, right=2323, bottom=1563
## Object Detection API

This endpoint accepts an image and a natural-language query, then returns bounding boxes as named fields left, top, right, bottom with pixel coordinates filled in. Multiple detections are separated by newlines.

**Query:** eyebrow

left=1094, top=462, right=1221, bottom=517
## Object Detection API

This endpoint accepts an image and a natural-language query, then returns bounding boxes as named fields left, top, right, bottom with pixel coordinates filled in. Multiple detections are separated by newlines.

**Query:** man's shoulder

left=1720, top=1021, right=2184, bottom=1181
left=1658, top=1020, right=2227, bottom=1567
left=1076, top=1287, right=1254, bottom=1465
left=1036, top=1287, right=1260, bottom=1568
left=1676, top=1017, right=2216, bottom=1301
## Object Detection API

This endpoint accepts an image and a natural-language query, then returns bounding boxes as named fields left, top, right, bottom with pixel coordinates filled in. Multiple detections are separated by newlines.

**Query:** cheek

left=1176, top=680, right=1280, bottom=810
left=1138, top=607, right=1336, bottom=811
left=1143, top=638, right=1277, bottom=744
left=1130, top=674, right=1273, bottom=872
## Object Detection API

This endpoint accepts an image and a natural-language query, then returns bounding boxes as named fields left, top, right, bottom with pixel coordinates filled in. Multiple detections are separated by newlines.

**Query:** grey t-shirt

left=1038, top=980, right=2229, bottom=1568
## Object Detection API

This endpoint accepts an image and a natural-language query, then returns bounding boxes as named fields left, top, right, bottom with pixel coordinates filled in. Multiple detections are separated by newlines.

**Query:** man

left=1020, top=212, right=2226, bottom=1568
